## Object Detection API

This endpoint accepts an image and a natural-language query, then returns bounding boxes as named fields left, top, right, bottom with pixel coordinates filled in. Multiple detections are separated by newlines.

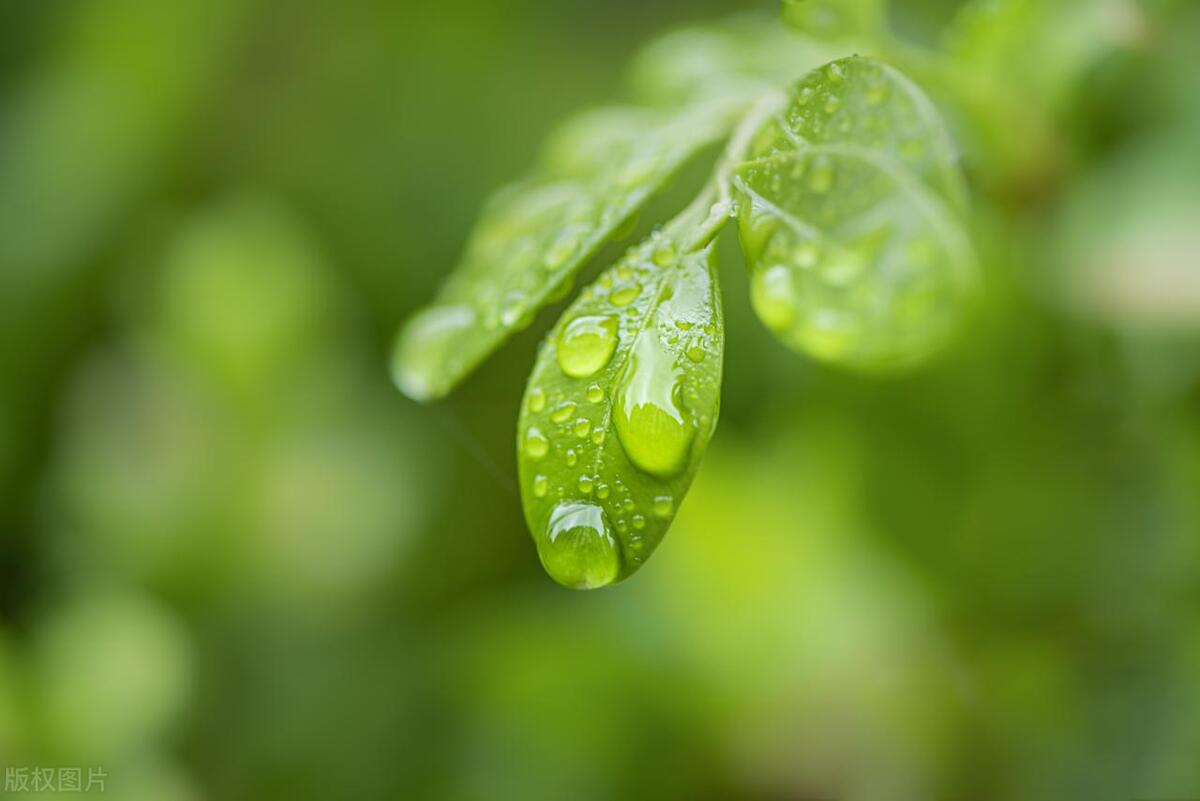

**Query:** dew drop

left=551, top=401, right=577, bottom=424
left=614, top=331, right=694, bottom=478
left=586, top=384, right=605, bottom=403
left=632, top=514, right=646, bottom=530
left=823, top=95, right=842, bottom=114
left=527, top=387, right=546, bottom=413
left=524, top=427, right=550, bottom=459
left=566, top=448, right=578, bottom=467
left=591, top=429, right=606, bottom=446
left=797, top=86, right=815, bottom=106
left=652, top=241, right=676, bottom=267
left=539, top=502, right=621, bottom=589
left=573, top=418, right=592, bottom=438
left=827, top=62, right=845, bottom=84
left=609, top=283, right=642, bottom=307
left=596, top=484, right=611, bottom=499
left=653, top=496, right=674, bottom=518
left=577, top=475, right=595, bottom=495
left=533, top=475, right=549, bottom=498
left=685, top=345, right=706, bottom=363
left=557, top=315, right=619, bottom=379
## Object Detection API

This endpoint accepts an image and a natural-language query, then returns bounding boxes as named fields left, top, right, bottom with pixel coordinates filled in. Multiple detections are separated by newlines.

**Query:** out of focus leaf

left=517, top=224, right=723, bottom=589
left=733, top=146, right=974, bottom=370
left=391, top=97, right=743, bottom=402
left=781, top=0, right=888, bottom=39
left=747, top=55, right=967, bottom=211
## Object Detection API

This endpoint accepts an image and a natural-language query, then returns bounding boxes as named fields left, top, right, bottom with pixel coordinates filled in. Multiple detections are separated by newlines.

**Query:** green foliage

left=517, top=227, right=723, bottom=587
left=392, top=6, right=1013, bottom=587
left=390, top=97, right=744, bottom=401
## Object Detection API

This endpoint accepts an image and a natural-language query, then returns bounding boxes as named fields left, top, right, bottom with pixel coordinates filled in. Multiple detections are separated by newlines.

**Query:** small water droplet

left=797, top=86, right=815, bottom=106
left=823, top=95, right=842, bottom=114
left=591, top=429, right=606, bottom=446
left=652, top=241, right=676, bottom=266
left=533, top=475, right=549, bottom=497
left=527, top=388, right=546, bottom=413
left=539, top=502, right=621, bottom=589
left=557, top=315, right=619, bottom=379
left=573, top=418, right=592, bottom=438
left=622, top=498, right=635, bottom=512
left=577, top=475, right=594, bottom=495
left=827, top=62, right=845, bottom=84
left=524, top=427, right=550, bottom=459
left=586, top=384, right=604, bottom=403
left=566, top=449, right=578, bottom=467
left=609, top=283, right=642, bottom=307
left=632, top=514, right=646, bottom=530
left=551, top=401, right=577, bottom=424
left=686, top=345, right=706, bottom=363
left=653, top=496, right=674, bottom=518
left=596, top=484, right=610, bottom=499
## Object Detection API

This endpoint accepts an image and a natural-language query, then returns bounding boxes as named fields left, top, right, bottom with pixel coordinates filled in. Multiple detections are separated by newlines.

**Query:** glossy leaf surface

left=747, top=55, right=967, bottom=210
left=517, top=231, right=724, bottom=588
left=733, top=145, right=974, bottom=371
left=392, top=98, right=742, bottom=401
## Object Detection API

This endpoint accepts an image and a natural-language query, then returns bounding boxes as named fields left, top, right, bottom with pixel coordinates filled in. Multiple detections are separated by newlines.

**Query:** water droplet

left=557, top=315, right=619, bottom=379
left=609, top=283, right=642, bottom=307
left=586, top=384, right=604, bottom=403
left=823, top=95, right=842, bottom=114
left=551, top=401, right=577, bottom=424
left=566, top=449, right=578, bottom=467
left=614, top=331, right=694, bottom=478
left=533, top=475, right=549, bottom=498
left=827, top=62, right=845, bottom=84
left=591, top=429, right=606, bottom=446
left=524, top=427, right=550, bottom=459
left=573, top=418, right=592, bottom=438
left=539, top=502, right=621, bottom=589
left=685, top=345, right=706, bottom=363
left=653, top=496, right=674, bottom=518
left=527, top=388, right=546, bottom=413
left=632, top=514, right=646, bottom=530
left=622, top=498, right=635, bottom=512
left=652, top=241, right=676, bottom=266
left=577, top=475, right=595, bottom=494
left=596, top=484, right=611, bottom=499
left=797, top=86, right=815, bottom=106
left=752, top=265, right=797, bottom=331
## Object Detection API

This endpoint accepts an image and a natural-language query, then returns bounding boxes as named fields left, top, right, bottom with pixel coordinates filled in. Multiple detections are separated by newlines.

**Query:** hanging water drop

left=538, top=502, right=621, bottom=589
left=614, top=331, right=694, bottom=478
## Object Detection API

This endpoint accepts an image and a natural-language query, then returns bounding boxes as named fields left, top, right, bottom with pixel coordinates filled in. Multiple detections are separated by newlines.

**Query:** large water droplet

left=614, top=332, right=694, bottom=478
left=557, top=314, right=619, bottom=378
left=538, top=502, right=621, bottom=589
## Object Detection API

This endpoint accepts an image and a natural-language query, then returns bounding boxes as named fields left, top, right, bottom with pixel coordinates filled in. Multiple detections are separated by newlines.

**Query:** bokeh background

left=2, top=0, right=1199, bottom=799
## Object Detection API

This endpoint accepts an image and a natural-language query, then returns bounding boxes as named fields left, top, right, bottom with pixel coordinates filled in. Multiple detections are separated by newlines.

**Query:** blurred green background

left=1, top=1, right=1199, bottom=799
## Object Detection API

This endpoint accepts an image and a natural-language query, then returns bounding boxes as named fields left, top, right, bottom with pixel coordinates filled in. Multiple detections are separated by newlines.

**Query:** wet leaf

left=746, top=55, right=968, bottom=211
left=732, top=145, right=974, bottom=371
left=517, top=228, right=723, bottom=589
left=627, top=13, right=840, bottom=107
left=391, top=97, right=743, bottom=402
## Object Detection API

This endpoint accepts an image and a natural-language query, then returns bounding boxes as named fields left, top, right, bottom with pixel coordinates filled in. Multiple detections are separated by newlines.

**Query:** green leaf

left=732, top=145, right=974, bottom=371
left=391, top=97, right=743, bottom=402
left=746, top=55, right=968, bottom=211
left=781, top=0, right=888, bottom=39
left=517, top=226, right=723, bottom=589
left=627, top=14, right=841, bottom=107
